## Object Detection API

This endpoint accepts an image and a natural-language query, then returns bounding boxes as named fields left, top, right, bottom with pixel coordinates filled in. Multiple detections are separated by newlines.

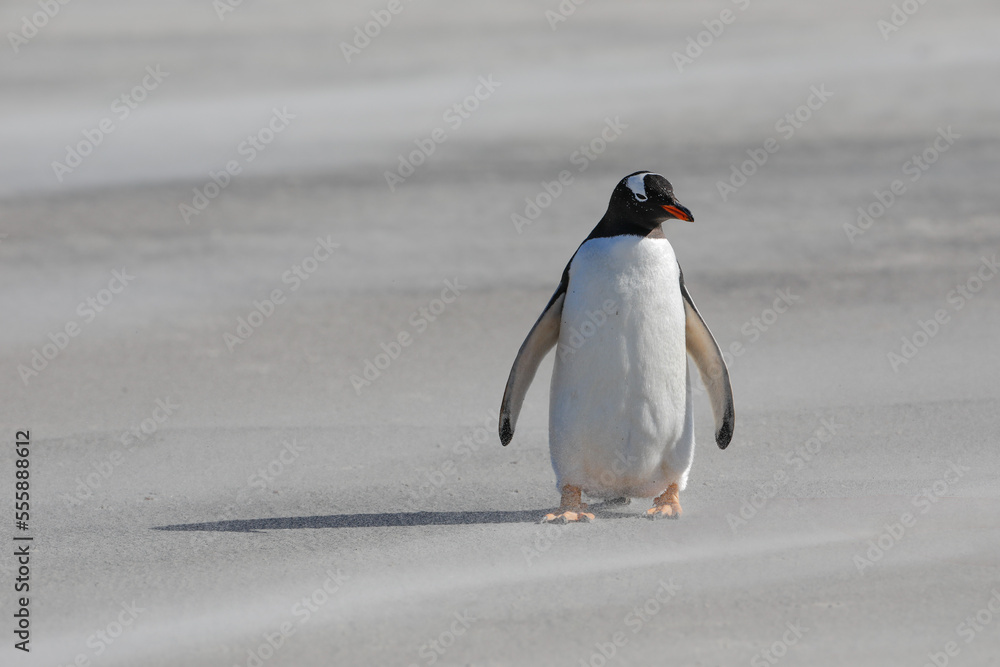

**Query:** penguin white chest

left=549, top=235, right=693, bottom=498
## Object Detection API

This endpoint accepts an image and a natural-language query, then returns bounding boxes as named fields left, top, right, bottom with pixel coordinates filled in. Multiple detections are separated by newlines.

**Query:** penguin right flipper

left=499, top=284, right=566, bottom=446
left=678, top=268, right=735, bottom=450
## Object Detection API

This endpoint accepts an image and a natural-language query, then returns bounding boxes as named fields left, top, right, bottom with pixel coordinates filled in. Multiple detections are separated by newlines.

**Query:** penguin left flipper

left=499, top=286, right=566, bottom=446
left=679, top=268, right=736, bottom=450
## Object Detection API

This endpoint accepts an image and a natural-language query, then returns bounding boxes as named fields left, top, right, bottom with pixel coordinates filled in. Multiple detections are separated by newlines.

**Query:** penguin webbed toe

left=645, top=483, right=682, bottom=520
left=541, top=511, right=594, bottom=524
left=541, top=484, right=595, bottom=523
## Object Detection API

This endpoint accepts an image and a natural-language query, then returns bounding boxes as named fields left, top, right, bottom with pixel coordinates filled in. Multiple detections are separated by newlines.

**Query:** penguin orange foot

left=646, top=483, right=682, bottom=520
left=542, top=485, right=595, bottom=523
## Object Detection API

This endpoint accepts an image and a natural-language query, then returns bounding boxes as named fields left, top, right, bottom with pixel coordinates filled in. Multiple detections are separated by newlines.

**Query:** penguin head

left=609, top=171, right=694, bottom=230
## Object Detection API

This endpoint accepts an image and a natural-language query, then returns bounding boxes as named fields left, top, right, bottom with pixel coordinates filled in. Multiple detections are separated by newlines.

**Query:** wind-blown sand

left=2, top=1, right=999, bottom=665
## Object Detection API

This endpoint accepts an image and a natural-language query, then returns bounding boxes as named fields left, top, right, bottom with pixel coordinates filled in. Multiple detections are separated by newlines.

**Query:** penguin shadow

left=153, top=502, right=638, bottom=533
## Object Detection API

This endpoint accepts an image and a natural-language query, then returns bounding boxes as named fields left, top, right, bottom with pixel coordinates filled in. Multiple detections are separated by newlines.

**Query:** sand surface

left=2, top=1, right=999, bottom=665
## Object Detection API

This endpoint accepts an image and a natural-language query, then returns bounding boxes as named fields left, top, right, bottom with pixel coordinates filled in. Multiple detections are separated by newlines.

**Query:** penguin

left=499, top=171, right=734, bottom=522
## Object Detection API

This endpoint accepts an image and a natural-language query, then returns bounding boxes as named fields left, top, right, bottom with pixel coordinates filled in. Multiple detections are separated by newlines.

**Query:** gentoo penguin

left=499, top=171, right=734, bottom=522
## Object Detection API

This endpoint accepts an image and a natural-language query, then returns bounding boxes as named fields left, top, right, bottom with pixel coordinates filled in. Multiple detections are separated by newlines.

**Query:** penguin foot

left=541, top=510, right=594, bottom=524
left=542, top=485, right=595, bottom=523
left=645, top=483, right=682, bottom=520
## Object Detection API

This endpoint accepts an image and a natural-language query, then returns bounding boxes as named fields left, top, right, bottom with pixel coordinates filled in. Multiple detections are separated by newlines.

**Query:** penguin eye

left=634, top=193, right=648, bottom=202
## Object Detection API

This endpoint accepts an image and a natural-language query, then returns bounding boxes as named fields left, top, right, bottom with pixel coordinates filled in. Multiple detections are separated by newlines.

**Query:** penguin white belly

left=549, top=235, right=694, bottom=498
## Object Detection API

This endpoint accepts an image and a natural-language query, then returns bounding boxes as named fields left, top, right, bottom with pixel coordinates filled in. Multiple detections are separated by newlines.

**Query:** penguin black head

left=603, top=171, right=693, bottom=234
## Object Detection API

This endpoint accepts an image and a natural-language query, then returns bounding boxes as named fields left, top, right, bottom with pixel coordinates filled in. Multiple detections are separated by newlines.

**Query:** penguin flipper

left=679, top=270, right=735, bottom=449
left=499, top=289, right=565, bottom=445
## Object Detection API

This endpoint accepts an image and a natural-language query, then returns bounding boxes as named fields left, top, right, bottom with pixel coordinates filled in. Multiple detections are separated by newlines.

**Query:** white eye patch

left=626, top=172, right=651, bottom=201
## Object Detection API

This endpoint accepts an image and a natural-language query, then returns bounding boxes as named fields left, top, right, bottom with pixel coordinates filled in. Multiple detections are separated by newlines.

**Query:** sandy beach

left=2, top=1, right=999, bottom=665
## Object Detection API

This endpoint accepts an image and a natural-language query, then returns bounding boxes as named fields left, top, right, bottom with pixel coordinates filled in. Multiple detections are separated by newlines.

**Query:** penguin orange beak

left=661, top=204, right=693, bottom=222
